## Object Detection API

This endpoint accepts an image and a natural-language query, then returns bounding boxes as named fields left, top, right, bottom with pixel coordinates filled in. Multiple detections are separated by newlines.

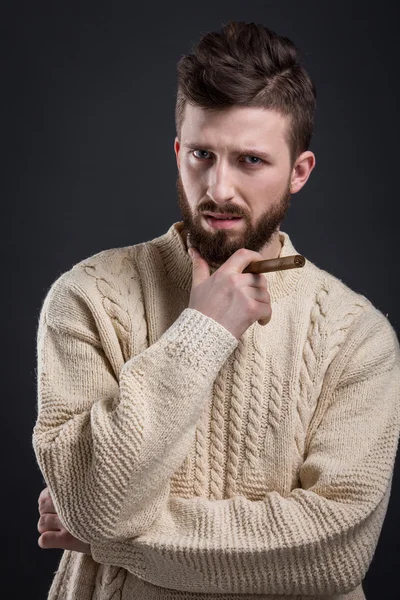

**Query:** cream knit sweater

left=33, top=221, right=400, bottom=600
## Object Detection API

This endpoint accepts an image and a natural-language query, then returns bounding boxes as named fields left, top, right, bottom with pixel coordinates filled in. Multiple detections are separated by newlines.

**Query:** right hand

left=188, top=246, right=272, bottom=341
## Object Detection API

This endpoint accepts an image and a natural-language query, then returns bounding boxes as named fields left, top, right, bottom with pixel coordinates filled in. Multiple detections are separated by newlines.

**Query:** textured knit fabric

left=32, top=221, right=400, bottom=600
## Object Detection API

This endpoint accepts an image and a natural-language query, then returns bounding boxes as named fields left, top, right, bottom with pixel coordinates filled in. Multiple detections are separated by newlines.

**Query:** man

left=33, top=20, right=400, bottom=600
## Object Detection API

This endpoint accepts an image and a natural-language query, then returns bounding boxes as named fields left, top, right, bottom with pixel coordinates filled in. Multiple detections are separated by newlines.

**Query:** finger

left=38, top=492, right=56, bottom=515
left=38, top=530, right=90, bottom=554
left=220, top=247, right=265, bottom=275
left=38, top=530, right=65, bottom=549
left=242, top=273, right=268, bottom=289
left=38, top=530, right=76, bottom=549
left=38, top=513, right=62, bottom=534
left=38, top=487, right=49, bottom=503
left=249, top=284, right=271, bottom=303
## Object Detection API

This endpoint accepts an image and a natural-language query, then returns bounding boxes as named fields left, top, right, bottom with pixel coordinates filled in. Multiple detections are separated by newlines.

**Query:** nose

left=206, top=161, right=236, bottom=204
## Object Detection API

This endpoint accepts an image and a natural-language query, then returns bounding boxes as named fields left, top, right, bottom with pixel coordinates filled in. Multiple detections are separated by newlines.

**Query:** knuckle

left=247, top=299, right=258, bottom=315
left=38, top=487, right=47, bottom=500
left=226, top=272, right=238, bottom=285
left=38, top=515, right=45, bottom=529
left=258, top=281, right=269, bottom=297
left=39, top=490, right=54, bottom=513
left=38, top=514, right=50, bottom=533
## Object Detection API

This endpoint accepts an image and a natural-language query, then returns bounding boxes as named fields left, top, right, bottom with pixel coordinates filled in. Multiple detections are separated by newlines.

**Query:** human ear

left=290, top=151, right=316, bottom=193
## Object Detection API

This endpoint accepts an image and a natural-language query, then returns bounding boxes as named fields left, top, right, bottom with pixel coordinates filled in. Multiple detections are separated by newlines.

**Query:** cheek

left=251, top=171, right=289, bottom=194
left=183, top=162, right=204, bottom=184
left=243, top=175, right=281, bottom=197
left=181, top=168, right=204, bottom=197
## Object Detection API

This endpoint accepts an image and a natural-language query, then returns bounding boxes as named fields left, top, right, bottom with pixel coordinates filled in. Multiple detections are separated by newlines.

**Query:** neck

left=259, top=230, right=283, bottom=260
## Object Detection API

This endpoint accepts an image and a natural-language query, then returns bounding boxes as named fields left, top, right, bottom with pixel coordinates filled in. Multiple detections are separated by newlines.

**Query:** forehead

left=181, top=104, right=290, bottom=157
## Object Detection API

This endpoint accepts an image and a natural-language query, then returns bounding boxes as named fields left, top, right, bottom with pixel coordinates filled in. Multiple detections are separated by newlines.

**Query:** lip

left=204, top=215, right=243, bottom=230
left=204, top=213, right=242, bottom=218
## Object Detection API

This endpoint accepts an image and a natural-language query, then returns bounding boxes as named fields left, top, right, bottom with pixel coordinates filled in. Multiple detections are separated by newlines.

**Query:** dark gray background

left=2, top=1, right=399, bottom=598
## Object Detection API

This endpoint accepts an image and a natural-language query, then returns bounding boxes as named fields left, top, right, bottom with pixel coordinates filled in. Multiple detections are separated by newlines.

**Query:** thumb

left=188, top=247, right=210, bottom=286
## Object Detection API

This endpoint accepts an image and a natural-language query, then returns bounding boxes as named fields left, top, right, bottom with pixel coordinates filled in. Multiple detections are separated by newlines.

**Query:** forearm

left=33, top=307, right=238, bottom=545
left=89, top=484, right=392, bottom=595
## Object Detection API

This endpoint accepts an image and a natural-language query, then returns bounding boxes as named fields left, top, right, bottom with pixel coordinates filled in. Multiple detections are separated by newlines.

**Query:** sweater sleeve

left=89, top=307, right=400, bottom=596
left=32, top=271, right=238, bottom=547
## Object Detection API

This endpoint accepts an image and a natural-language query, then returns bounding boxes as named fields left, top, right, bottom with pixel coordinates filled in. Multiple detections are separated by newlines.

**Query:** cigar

left=243, top=254, right=306, bottom=274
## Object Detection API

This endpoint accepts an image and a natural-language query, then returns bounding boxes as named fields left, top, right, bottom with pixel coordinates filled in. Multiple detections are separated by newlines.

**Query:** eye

left=192, top=150, right=211, bottom=160
left=242, top=156, right=264, bottom=165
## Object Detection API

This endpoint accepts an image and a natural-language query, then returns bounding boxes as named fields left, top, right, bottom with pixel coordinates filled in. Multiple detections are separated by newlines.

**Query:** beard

left=176, top=173, right=292, bottom=269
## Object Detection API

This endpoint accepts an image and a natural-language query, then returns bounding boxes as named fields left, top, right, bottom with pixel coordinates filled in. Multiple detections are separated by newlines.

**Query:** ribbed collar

left=151, top=221, right=307, bottom=301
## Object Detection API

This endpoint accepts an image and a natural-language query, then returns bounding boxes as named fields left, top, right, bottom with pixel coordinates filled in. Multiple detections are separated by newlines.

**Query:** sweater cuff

left=157, top=307, right=239, bottom=379
left=90, top=540, right=146, bottom=577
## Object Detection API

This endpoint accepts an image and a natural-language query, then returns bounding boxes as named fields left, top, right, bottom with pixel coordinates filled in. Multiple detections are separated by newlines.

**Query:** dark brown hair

left=175, top=20, right=316, bottom=167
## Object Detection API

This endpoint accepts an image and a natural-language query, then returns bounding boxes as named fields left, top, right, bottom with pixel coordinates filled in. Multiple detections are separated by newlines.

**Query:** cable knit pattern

left=89, top=268, right=133, bottom=360
left=208, top=360, right=228, bottom=500
left=295, top=283, right=329, bottom=460
left=268, top=353, right=284, bottom=431
left=85, top=251, right=147, bottom=356
left=225, top=337, right=247, bottom=498
left=294, top=279, right=367, bottom=462
left=243, top=338, right=264, bottom=469
left=192, top=413, right=208, bottom=497
left=32, top=221, right=400, bottom=600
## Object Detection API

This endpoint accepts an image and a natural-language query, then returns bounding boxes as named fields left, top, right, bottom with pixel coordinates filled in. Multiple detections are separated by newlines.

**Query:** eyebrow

left=183, top=142, right=273, bottom=161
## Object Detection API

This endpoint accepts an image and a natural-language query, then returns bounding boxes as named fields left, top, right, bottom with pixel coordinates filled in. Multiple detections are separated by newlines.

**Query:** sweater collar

left=151, top=221, right=306, bottom=302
